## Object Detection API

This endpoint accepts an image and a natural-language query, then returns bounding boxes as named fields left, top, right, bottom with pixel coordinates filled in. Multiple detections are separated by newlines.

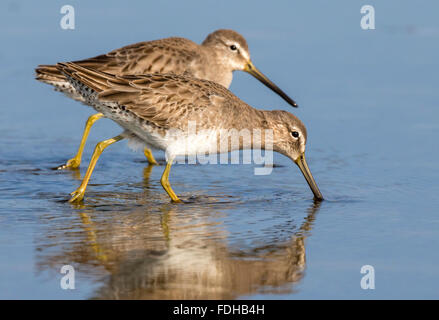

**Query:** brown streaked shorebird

left=57, top=62, right=322, bottom=203
left=35, top=29, right=298, bottom=169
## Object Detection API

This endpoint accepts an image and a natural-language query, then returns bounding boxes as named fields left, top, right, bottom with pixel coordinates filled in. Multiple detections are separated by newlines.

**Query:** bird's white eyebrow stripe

left=216, top=38, right=250, bottom=60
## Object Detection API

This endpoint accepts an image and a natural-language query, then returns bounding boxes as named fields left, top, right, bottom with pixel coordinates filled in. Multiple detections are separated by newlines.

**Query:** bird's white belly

left=125, top=124, right=220, bottom=159
left=87, top=96, right=221, bottom=158
left=165, top=129, right=220, bottom=158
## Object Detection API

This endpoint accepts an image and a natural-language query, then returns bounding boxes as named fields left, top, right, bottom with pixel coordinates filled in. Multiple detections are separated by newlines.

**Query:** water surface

left=0, top=0, right=438, bottom=299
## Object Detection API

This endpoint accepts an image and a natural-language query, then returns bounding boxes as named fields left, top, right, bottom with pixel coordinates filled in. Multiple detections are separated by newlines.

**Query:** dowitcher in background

left=57, top=63, right=323, bottom=203
left=36, top=29, right=298, bottom=169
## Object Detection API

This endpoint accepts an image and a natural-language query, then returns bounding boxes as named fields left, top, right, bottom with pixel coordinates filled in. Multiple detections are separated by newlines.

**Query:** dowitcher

left=36, top=29, right=298, bottom=169
left=57, top=62, right=323, bottom=203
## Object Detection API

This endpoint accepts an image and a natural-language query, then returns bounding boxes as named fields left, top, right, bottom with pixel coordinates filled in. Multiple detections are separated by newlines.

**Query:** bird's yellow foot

left=69, top=187, right=86, bottom=203
left=57, top=158, right=81, bottom=170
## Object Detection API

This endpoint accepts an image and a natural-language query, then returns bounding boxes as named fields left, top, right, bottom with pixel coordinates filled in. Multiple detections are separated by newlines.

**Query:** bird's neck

left=223, top=108, right=274, bottom=151
left=198, top=45, right=234, bottom=88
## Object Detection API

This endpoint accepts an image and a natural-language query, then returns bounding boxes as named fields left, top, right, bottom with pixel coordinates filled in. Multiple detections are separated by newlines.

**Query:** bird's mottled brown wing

left=36, top=37, right=203, bottom=86
left=75, top=37, right=203, bottom=76
left=57, top=62, right=241, bottom=130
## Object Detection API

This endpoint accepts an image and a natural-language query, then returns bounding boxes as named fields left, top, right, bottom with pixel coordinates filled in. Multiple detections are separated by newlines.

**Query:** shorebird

left=36, top=29, right=298, bottom=168
left=57, top=62, right=322, bottom=203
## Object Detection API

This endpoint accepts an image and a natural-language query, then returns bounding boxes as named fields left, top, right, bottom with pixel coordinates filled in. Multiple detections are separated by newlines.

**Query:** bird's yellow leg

left=160, top=159, right=182, bottom=203
left=143, top=147, right=158, bottom=165
left=69, top=135, right=124, bottom=203
left=58, top=113, right=104, bottom=170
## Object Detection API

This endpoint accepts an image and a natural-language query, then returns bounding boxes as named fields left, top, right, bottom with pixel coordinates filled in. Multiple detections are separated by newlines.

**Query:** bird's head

left=202, top=29, right=298, bottom=107
left=266, top=110, right=323, bottom=200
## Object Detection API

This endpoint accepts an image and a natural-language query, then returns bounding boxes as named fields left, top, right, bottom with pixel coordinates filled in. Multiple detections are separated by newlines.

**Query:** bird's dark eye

left=230, top=45, right=237, bottom=51
left=291, top=131, right=300, bottom=138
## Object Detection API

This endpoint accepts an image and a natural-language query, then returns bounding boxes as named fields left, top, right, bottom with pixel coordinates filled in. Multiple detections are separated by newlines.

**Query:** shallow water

left=1, top=1, right=439, bottom=299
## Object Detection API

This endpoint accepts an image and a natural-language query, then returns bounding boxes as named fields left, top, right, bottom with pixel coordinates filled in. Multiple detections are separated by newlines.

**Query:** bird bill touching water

left=57, top=62, right=323, bottom=203
left=35, top=29, right=298, bottom=170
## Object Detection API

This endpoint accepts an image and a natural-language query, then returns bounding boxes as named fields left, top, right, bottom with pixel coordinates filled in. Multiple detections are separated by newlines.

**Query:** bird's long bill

left=245, top=61, right=298, bottom=108
left=294, top=154, right=324, bottom=201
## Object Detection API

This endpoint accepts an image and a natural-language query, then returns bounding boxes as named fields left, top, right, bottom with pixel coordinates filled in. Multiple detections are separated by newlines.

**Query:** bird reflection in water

left=35, top=169, right=321, bottom=299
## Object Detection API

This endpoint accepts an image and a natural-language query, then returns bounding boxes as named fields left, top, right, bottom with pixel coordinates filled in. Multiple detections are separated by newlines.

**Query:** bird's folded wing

left=37, top=37, right=201, bottom=84
left=57, top=62, right=236, bottom=130
left=73, top=37, right=202, bottom=76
